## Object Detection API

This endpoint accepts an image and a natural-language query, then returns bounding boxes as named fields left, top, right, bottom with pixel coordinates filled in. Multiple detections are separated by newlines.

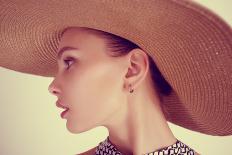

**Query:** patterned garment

left=95, top=136, right=196, bottom=155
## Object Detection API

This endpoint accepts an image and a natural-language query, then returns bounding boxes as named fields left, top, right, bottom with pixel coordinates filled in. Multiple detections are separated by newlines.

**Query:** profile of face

left=48, top=27, right=131, bottom=133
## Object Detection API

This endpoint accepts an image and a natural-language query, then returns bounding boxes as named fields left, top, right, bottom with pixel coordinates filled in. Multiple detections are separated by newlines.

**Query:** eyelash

left=63, top=58, right=73, bottom=69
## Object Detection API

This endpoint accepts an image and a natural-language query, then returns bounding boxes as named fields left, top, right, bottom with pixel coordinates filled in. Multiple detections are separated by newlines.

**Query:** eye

left=63, top=57, right=74, bottom=69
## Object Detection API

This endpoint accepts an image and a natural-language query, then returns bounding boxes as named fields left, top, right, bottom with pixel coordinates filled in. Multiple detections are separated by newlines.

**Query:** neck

left=102, top=85, right=177, bottom=155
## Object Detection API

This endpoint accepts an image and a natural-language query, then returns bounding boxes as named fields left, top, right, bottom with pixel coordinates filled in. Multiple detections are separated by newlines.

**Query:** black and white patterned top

left=95, top=136, right=196, bottom=155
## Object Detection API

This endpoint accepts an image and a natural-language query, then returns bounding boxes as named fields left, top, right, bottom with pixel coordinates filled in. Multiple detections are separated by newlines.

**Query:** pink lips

left=61, top=108, right=69, bottom=118
left=56, top=100, right=68, bottom=109
left=56, top=100, right=69, bottom=119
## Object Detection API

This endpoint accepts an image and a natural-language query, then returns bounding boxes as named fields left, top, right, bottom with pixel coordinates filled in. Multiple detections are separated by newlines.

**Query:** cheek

left=67, top=64, right=123, bottom=125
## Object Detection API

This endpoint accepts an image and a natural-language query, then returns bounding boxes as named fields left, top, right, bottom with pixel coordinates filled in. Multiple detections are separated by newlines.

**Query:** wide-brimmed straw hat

left=0, top=0, right=231, bottom=136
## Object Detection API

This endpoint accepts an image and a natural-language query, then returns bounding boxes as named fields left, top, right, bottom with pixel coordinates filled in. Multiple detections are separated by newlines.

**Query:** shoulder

left=76, top=146, right=97, bottom=155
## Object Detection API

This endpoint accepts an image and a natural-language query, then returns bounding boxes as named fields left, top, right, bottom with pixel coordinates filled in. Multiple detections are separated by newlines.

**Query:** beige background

left=0, top=0, right=232, bottom=154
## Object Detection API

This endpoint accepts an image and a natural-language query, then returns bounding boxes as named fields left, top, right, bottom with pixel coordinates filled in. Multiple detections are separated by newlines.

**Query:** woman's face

left=48, top=28, right=127, bottom=133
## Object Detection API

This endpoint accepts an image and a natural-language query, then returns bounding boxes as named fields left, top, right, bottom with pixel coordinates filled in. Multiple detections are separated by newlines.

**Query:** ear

left=123, top=48, right=150, bottom=90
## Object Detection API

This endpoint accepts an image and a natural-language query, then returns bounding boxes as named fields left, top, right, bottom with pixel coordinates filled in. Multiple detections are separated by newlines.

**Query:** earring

left=129, top=84, right=134, bottom=93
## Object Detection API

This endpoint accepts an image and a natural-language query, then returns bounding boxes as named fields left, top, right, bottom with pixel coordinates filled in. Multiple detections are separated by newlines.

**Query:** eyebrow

left=57, top=46, right=79, bottom=60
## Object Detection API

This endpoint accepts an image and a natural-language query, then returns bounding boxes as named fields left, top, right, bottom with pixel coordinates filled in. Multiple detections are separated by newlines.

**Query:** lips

left=56, top=100, right=69, bottom=118
left=56, top=100, right=69, bottom=110
left=61, top=108, right=69, bottom=118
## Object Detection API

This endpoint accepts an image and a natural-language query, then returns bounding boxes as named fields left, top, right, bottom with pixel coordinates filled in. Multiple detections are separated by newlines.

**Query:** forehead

left=57, top=28, right=92, bottom=59
left=57, top=27, right=108, bottom=60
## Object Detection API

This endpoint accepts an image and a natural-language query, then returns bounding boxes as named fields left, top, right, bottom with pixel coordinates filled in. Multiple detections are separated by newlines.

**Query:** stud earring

left=129, top=84, right=134, bottom=93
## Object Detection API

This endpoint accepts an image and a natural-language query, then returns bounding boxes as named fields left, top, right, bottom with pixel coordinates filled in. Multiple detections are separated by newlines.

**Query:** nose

left=48, top=79, right=60, bottom=96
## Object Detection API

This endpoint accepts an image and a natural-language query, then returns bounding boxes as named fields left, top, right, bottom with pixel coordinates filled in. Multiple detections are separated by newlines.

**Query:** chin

left=66, top=120, right=93, bottom=134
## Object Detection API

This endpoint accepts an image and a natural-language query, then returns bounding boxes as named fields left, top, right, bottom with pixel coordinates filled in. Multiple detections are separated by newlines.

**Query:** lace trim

left=95, top=136, right=196, bottom=155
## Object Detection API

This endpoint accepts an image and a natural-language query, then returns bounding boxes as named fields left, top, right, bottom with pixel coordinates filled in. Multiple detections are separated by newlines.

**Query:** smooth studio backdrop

left=0, top=0, right=232, bottom=154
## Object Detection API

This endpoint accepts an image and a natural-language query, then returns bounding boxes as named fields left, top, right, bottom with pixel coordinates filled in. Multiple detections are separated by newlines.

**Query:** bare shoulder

left=76, top=146, right=97, bottom=155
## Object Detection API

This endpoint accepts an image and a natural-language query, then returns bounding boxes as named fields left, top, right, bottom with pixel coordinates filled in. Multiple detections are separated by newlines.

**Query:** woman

left=49, top=26, right=198, bottom=154
left=0, top=0, right=231, bottom=155
left=50, top=26, right=200, bottom=155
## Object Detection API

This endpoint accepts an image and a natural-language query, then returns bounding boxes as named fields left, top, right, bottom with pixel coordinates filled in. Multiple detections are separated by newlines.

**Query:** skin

left=48, top=27, right=179, bottom=155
